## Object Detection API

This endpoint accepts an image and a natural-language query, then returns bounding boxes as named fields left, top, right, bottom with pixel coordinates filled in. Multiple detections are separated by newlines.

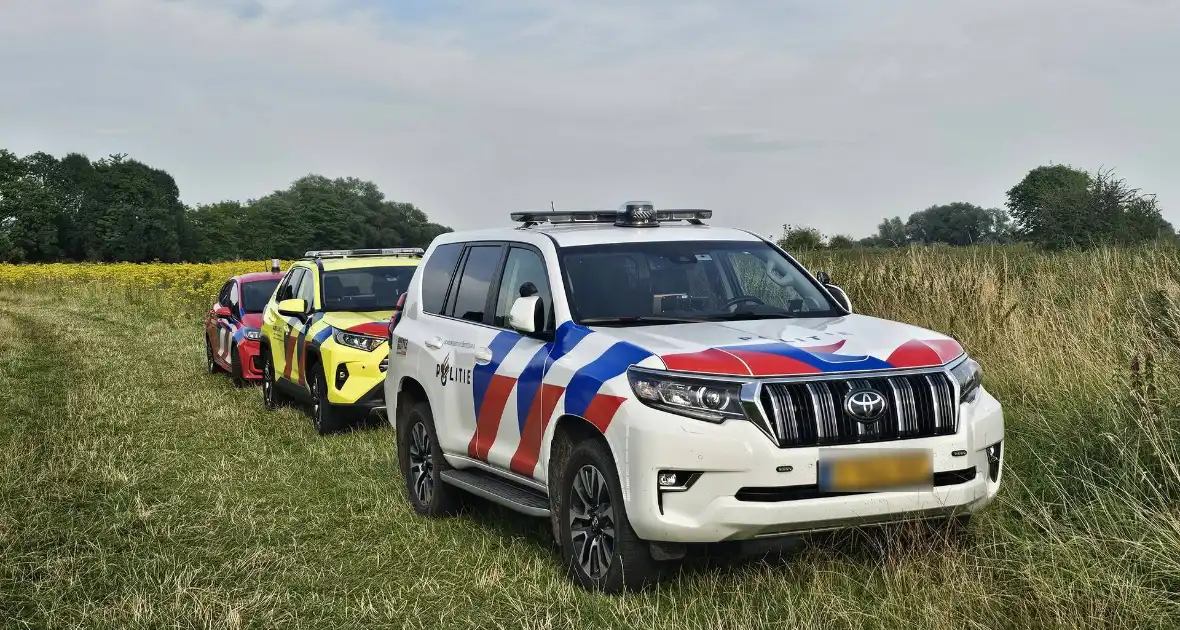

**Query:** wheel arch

left=396, top=376, right=429, bottom=424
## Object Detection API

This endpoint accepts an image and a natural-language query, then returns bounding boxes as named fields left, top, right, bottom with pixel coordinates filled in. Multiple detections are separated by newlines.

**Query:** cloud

left=1, top=0, right=1178, bottom=238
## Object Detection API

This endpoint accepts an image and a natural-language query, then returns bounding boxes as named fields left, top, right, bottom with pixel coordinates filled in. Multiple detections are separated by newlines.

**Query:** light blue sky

left=2, top=0, right=1178, bottom=238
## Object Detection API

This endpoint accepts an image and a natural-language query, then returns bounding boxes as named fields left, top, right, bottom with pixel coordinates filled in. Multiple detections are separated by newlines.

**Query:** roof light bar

left=511, top=203, right=712, bottom=228
left=302, top=247, right=425, bottom=259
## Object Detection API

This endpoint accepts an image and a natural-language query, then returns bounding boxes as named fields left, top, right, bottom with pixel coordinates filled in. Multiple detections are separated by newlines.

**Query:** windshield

left=560, top=240, right=839, bottom=324
left=241, top=279, right=280, bottom=314
left=321, top=266, right=415, bottom=312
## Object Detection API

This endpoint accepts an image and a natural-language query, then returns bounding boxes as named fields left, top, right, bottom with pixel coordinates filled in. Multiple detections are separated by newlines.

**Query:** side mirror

left=213, top=305, right=233, bottom=319
left=826, top=284, right=852, bottom=312
left=277, top=298, right=310, bottom=319
left=509, top=295, right=542, bottom=334
left=815, top=270, right=831, bottom=285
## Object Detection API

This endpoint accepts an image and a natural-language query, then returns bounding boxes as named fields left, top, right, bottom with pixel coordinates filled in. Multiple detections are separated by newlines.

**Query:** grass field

left=2, top=246, right=1180, bottom=629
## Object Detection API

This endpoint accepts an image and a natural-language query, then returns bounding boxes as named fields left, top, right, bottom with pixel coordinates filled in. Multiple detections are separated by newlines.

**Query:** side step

left=439, top=468, right=550, bottom=517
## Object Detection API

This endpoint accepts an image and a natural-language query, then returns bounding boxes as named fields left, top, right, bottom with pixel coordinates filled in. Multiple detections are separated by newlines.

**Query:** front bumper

left=237, top=340, right=264, bottom=380
left=615, top=388, right=1005, bottom=543
left=323, top=345, right=389, bottom=406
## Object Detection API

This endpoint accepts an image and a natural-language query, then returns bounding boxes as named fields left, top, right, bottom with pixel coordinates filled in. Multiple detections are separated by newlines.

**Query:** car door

left=286, top=265, right=319, bottom=389
left=208, top=280, right=235, bottom=366
left=418, top=243, right=506, bottom=459
left=483, top=244, right=557, bottom=477
left=267, top=267, right=304, bottom=380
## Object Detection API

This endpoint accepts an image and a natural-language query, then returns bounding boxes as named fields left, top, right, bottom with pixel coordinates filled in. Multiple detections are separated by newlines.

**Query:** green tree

left=827, top=234, right=856, bottom=249
left=875, top=216, right=907, bottom=247
left=904, top=202, right=1001, bottom=246
left=1007, top=164, right=1171, bottom=248
left=777, top=224, right=824, bottom=251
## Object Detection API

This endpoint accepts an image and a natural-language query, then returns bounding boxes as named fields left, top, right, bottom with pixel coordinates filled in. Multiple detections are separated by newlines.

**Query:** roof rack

left=512, top=201, right=712, bottom=228
left=302, top=248, right=424, bottom=260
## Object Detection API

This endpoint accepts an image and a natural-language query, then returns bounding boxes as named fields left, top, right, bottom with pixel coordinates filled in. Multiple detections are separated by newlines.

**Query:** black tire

left=397, top=401, right=460, bottom=516
left=309, top=366, right=346, bottom=435
left=205, top=336, right=222, bottom=374
left=557, top=438, right=662, bottom=594
left=228, top=342, right=246, bottom=387
left=261, top=345, right=286, bottom=410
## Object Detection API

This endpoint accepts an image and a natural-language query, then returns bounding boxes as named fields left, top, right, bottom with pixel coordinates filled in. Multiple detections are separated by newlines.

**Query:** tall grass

left=2, top=246, right=1180, bottom=629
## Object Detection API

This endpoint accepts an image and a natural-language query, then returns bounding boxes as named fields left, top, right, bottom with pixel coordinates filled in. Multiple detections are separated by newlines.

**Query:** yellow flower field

left=0, top=261, right=288, bottom=308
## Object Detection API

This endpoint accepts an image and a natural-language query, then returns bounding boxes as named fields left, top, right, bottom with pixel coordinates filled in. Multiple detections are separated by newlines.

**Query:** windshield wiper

left=580, top=315, right=706, bottom=326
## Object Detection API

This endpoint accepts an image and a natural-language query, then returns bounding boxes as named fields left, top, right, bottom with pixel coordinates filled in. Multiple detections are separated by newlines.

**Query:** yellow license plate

left=818, top=449, right=933, bottom=493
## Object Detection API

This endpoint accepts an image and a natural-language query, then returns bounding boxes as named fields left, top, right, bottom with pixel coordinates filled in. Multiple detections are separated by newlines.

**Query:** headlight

left=243, top=329, right=262, bottom=341
left=334, top=330, right=384, bottom=352
left=627, top=368, right=747, bottom=423
left=950, top=356, right=982, bottom=403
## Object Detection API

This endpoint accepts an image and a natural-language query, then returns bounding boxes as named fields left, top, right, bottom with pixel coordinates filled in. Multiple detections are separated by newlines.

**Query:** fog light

left=335, top=364, right=349, bottom=390
left=986, top=441, right=1002, bottom=481
left=656, top=470, right=700, bottom=492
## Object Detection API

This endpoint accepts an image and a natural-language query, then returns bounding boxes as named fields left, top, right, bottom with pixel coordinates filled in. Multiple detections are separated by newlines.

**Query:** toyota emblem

left=844, top=388, right=888, bottom=423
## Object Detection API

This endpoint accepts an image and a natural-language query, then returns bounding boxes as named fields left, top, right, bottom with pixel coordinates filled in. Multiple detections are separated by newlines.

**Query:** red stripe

left=509, top=384, right=566, bottom=477
left=924, top=339, right=964, bottom=363
left=660, top=348, right=751, bottom=376
left=347, top=322, right=389, bottom=337
left=282, top=333, right=297, bottom=379
left=798, top=339, right=846, bottom=354
left=467, top=374, right=516, bottom=460
left=724, top=349, right=822, bottom=376
left=887, top=339, right=946, bottom=368
left=297, top=335, right=309, bottom=387
left=583, top=394, right=627, bottom=433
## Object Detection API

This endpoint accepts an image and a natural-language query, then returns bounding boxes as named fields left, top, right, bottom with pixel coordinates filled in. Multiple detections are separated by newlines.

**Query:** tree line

left=779, top=164, right=1173, bottom=251
left=0, top=148, right=452, bottom=263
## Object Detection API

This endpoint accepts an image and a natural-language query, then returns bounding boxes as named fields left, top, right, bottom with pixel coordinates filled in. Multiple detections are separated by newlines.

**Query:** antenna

left=550, top=201, right=555, bottom=211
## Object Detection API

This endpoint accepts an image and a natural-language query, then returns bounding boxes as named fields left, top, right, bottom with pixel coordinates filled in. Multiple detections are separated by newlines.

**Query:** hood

left=320, top=310, right=393, bottom=337
left=241, top=313, right=264, bottom=329
left=598, top=314, right=964, bottom=377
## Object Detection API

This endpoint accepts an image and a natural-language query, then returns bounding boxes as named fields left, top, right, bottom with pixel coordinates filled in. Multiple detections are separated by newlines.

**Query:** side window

left=227, top=281, right=240, bottom=312
left=218, top=281, right=235, bottom=307
left=448, top=245, right=504, bottom=323
left=296, top=268, right=316, bottom=307
left=421, top=243, right=464, bottom=315
left=276, top=268, right=303, bottom=302
left=493, top=246, right=554, bottom=331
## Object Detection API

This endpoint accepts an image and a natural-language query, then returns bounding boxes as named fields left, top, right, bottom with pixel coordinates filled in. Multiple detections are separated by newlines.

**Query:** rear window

left=322, top=266, right=416, bottom=312
left=241, top=279, right=280, bottom=313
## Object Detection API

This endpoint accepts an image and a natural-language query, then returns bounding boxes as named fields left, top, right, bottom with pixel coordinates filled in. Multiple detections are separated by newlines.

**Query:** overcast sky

left=2, top=0, right=1178, bottom=239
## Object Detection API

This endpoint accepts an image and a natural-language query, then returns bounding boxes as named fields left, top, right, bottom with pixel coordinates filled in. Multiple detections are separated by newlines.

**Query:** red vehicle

left=205, top=265, right=284, bottom=383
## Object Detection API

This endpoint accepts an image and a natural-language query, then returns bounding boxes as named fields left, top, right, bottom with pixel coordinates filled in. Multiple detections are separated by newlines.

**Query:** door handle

left=474, top=347, right=493, bottom=365
left=425, top=336, right=443, bottom=350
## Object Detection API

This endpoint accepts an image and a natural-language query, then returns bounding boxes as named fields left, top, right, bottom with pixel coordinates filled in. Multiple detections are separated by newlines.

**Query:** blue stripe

left=551, top=322, right=593, bottom=363
left=473, top=331, right=523, bottom=416
left=564, top=342, right=653, bottom=418
left=515, top=345, right=551, bottom=432
left=311, top=325, right=334, bottom=346
left=514, top=322, right=595, bottom=433
left=721, top=342, right=894, bottom=373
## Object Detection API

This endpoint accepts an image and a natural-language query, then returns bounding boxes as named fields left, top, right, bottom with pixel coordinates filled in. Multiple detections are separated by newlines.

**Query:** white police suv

left=384, top=202, right=1005, bottom=593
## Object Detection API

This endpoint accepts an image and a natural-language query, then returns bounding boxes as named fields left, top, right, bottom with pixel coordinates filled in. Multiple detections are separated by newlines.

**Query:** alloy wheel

left=408, top=421, right=434, bottom=505
left=311, top=374, right=324, bottom=430
left=568, top=464, right=616, bottom=580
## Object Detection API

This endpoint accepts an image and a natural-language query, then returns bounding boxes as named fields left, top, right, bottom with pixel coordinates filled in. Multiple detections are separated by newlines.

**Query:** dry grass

left=2, top=245, right=1180, bottom=629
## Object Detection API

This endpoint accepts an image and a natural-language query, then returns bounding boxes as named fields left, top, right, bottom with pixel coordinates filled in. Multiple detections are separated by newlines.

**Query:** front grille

left=759, top=371, right=957, bottom=448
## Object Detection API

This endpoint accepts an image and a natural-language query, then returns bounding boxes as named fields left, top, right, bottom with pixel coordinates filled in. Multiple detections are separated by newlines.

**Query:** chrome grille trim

left=758, top=369, right=958, bottom=448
